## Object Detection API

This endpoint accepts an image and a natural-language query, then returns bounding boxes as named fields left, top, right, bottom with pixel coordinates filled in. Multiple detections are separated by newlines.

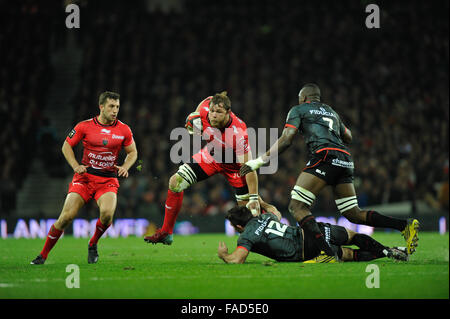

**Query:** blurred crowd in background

left=1, top=0, right=448, bottom=221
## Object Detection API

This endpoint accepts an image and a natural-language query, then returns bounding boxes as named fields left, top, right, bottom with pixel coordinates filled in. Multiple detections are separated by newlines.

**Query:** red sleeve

left=123, top=125, right=134, bottom=147
left=235, top=120, right=250, bottom=156
left=198, top=97, right=212, bottom=120
left=65, top=122, right=85, bottom=147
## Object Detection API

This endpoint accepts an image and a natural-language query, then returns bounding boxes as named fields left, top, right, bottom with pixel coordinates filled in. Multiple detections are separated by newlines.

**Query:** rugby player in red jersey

left=31, top=92, right=138, bottom=264
left=145, top=91, right=261, bottom=245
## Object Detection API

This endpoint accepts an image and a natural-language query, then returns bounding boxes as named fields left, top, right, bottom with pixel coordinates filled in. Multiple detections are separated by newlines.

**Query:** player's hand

left=246, top=199, right=261, bottom=217
left=218, top=241, right=229, bottom=258
left=114, top=165, right=129, bottom=178
left=73, top=165, right=88, bottom=174
left=185, top=112, right=202, bottom=135
left=239, top=157, right=265, bottom=176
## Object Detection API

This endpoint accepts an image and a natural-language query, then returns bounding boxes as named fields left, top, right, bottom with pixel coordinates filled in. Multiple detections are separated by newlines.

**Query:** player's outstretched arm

left=239, top=126, right=297, bottom=176
left=218, top=242, right=248, bottom=264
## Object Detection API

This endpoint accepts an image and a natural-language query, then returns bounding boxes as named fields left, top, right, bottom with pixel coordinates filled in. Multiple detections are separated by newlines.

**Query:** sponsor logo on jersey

left=101, top=129, right=111, bottom=134
left=88, top=152, right=116, bottom=162
left=112, top=134, right=125, bottom=140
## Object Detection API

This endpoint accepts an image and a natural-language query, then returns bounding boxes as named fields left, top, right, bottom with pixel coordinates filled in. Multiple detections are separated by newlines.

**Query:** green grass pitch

left=0, top=232, right=448, bottom=299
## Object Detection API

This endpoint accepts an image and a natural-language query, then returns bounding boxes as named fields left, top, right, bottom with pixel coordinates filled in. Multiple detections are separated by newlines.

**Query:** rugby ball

left=185, top=112, right=202, bottom=134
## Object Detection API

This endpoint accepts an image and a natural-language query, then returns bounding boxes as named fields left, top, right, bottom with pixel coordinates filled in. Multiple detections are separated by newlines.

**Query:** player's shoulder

left=116, top=120, right=133, bottom=135
left=260, top=212, right=278, bottom=222
left=117, top=119, right=131, bottom=128
left=198, top=96, right=213, bottom=117
left=288, top=103, right=308, bottom=113
left=198, top=96, right=213, bottom=109
left=74, top=118, right=94, bottom=129
left=230, top=112, right=247, bottom=129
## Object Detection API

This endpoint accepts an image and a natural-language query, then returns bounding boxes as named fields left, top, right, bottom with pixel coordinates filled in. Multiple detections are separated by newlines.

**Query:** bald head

left=298, top=83, right=321, bottom=103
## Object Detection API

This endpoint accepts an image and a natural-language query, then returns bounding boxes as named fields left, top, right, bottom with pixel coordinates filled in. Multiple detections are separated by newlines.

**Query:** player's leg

left=145, top=160, right=212, bottom=244
left=85, top=191, right=117, bottom=264
left=333, top=182, right=419, bottom=254
left=31, top=192, right=85, bottom=264
left=289, top=172, right=337, bottom=257
left=91, top=191, right=116, bottom=246
left=343, top=227, right=390, bottom=260
left=54, top=192, right=86, bottom=230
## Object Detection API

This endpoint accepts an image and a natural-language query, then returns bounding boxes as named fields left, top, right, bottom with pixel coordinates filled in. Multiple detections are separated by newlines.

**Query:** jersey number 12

left=265, top=220, right=288, bottom=237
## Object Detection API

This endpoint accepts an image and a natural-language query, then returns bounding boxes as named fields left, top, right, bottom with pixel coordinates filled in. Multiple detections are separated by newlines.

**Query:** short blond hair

left=210, top=91, right=231, bottom=110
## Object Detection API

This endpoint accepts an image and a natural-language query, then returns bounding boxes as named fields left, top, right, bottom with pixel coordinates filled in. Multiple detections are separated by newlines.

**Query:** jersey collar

left=93, top=116, right=118, bottom=127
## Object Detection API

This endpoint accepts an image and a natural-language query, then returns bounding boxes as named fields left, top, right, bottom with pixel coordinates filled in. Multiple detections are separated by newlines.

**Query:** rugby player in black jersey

left=240, top=83, right=419, bottom=262
left=218, top=206, right=408, bottom=264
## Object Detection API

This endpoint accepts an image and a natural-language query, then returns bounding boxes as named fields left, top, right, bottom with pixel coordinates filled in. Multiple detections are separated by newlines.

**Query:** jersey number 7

left=322, top=117, right=334, bottom=131
left=265, top=220, right=288, bottom=237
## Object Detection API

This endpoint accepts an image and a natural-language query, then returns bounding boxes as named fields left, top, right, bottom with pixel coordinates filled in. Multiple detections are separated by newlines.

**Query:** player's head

left=298, top=83, right=321, bottom=103
left=208, top=91, right=231, bottom=128
left=99, top=91, right=120, bottom=123
left=226, top=205, right=254, bottom=233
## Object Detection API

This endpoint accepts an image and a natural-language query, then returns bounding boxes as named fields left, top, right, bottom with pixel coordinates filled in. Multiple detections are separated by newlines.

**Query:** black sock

left=366, top=211, right=407, bottom=231
left=353, top=249, right=382, bottom=261
left=351, top=233, right=387, bottom=257
left=300, top=216, right=334, bottom=256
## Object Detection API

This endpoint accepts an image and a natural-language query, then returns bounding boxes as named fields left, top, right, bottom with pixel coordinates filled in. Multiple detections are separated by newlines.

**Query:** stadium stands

left=3, top=0, right=448, bottom=220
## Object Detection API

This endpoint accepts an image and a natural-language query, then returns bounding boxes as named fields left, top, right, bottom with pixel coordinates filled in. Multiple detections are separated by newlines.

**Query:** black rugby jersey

left=285, top=101, right=349, bottom=156
left=237, top=213, right=304, bottom=262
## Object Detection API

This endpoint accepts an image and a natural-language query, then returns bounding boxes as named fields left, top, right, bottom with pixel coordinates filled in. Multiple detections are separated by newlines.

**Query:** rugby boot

left=30, top=254, right=46, bottom=265
left=386, top=247, right=409, bottom=261
left=144, top=229, right=173, bottom=245
left=303, top=251, right=339, bottom=263
left=88, top=243, right=99, bottom=264
left=401, top=218, right=420, bottom=254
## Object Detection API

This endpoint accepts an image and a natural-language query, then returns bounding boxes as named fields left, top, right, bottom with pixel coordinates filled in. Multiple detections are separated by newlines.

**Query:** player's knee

left=289, top=185, right=315, bottom=216
left=57, top=211, right=76, bottom=229
left=345, top=228, right=357, bottom=244
left=168, top=174, right=189, bottom=192
left=336, top=196, right=360, bottom=220
left=100, top=212, right=114, bottom=225
left=169, top=164, right=198, bottom=192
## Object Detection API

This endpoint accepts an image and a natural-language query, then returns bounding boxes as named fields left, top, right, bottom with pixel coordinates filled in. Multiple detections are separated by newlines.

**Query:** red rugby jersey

left=197, top=96, right=250, bottom=163
left=66, top=116, right=134, bottom=175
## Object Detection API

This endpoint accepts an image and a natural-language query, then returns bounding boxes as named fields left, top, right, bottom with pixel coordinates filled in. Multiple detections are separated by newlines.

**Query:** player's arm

left=185, top=99, right=208, bottom=134
left=218, top=242, right=249, bottom=264
left=237, top=150, right=260, bottom=216
left=115, top=141, right=138, bottom=178
left=258, top=197, right=282, bottom=221
left=341, top=125, right=352, bottom=144
left=63, top=125, right=88, bottom=174
left=62, top=140, right=87, bottom=174
left=339, top=116, right=352, bottom=144
left=240, top=126, right=298, bottom=176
